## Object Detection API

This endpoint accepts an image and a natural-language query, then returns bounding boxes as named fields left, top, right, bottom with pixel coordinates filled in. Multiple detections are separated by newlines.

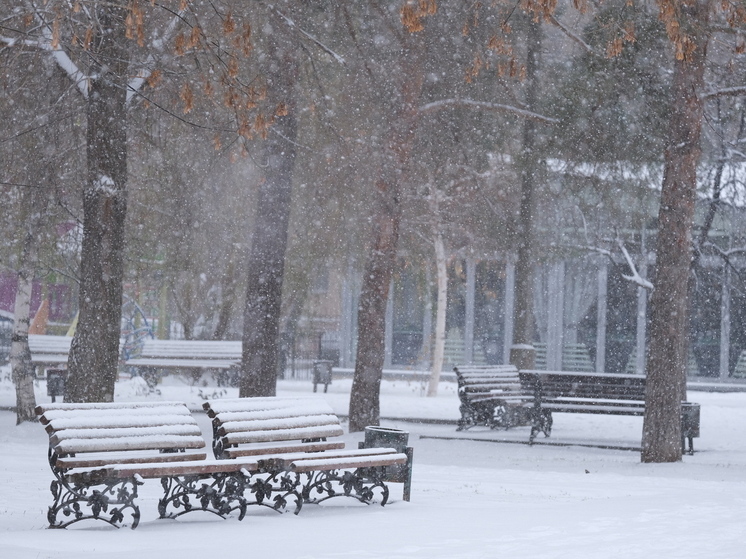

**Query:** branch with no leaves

left=576, top=240, right=654, bottom=291
left=419, top=98, right=559, bottom=124
left=617, top=239, right=654, bottom=290
left=703, top=242, right=746, bottom=283
left=127, top=7, right=189, bottom=104
left=547, top=15, right=594, bottom=54
left=702, top=86, right=746, bottom=100
left=270, top=5, right=346, bottom=65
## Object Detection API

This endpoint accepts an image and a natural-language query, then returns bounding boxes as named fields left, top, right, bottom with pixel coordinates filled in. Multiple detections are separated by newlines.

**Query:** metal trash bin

left=312, top=360, right=333, bottom=393
left=681, top=401, right=700, bottom=454
left=46, top=369, right=67, bottom=403
left=360, top=426, right=413, bottom=501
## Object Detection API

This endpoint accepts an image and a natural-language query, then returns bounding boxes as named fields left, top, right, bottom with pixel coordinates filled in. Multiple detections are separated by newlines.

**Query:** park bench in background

left=453, top=365, right=534, bottom=431
left=521, top=370, right=700, bottom=453
left=205, top=397, right=413, bottom=504
left=29, top=335, right=72, bottom=373
left=36, top=401, right=266, bottom=529
left=123, top=339, right=242, bottom=385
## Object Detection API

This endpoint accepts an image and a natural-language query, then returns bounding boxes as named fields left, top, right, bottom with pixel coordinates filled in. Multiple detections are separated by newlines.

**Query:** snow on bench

left=205, top=397, right=413, bottom=505
left=124, top=340, right=242, bottom=370
left=36, top=401, right=259, bottom=529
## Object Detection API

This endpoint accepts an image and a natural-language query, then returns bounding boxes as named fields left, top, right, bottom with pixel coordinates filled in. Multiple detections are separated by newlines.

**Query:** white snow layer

left=0, top=372, right=745, bottom=558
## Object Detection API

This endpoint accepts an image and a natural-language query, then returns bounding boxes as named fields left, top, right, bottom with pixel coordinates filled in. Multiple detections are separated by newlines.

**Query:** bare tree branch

left=548, top=15, right=594, bottom=54
left=419, top=98, right=559, bottom=124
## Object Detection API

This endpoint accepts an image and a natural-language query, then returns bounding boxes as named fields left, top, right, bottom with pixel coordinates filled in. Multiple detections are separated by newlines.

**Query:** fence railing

left=281, top=331, right=340, bottom=381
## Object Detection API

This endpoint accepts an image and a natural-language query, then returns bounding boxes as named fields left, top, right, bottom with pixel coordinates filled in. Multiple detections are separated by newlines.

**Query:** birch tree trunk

left=239, top=12, right=300, bottom=398
left=66, top=2, right=130, bottom=402
left=642, top=0, right=711, bottom=463
left=427, top=228, right=447, bottom=397
left=10, top=253, right=37, bottom=424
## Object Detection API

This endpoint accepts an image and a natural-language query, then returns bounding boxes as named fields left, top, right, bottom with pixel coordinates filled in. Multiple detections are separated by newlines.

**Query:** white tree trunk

left=10, top=262, right=37, bottom=424
left=428, top=229, right=447, bottom=397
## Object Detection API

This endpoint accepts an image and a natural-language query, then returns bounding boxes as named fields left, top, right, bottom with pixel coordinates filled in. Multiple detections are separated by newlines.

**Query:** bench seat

left=124, top=358, right=239, bottom=369
left=205, top=397, right=413, bottom=505
left=37, top=401, right=252, bottom=529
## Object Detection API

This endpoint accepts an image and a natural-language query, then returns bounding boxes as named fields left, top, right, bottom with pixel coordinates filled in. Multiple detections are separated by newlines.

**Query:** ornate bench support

left=158, top=472, right=247, bottom=521
left=300, top=467, right=390, bottom=506
left=48, top=453, right=141, bottom=529
left=247, top=470, right=303, bottom=514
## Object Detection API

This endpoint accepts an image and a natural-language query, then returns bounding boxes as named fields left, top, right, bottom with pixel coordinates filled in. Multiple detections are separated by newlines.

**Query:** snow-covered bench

left=28, top=335, right=73, bottom=371
left=454, top=365, right=534, bottom=430
left=36, top=401, right=274, bottom=529
left=204, top=397, right=413, bottom=505
left=123, top=339, right=242, bottom=385
left=522, top=370, right=701, bottom=453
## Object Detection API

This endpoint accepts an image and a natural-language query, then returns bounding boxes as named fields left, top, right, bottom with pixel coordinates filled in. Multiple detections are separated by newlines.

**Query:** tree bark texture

left=348, top=39, right=425, bottom=432
left=239, top=25, right=300, bottom=398
left=510, top=17, right=542, bottom=372
left=642, top=0, right=710, bottom=463
left=66, top=2, right=129, bottom=403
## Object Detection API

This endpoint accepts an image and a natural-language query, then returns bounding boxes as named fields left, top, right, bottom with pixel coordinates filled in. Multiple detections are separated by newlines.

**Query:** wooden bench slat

left=44, top=414, right=199, bottom=433
left=223, top=440, right=346, bottom=458
left=37, top=402, right=193, bottom=423
left=50, top=424, right=203, bottom=447
left=105, top=458, right=260, bottom=479
left=288, top=453, right=408, bottom=473
left=125, top=358, right=239, bottom=369
left=256, top=447, right=403, bottom=468
left=218, top=414, right=341, bottom=435
left=53, top=434, right=206, bottom=455
left=204, top=397, right=334, bottom=418
left=56, top=450, right=208, bottom=469
left=224, top=424, right=345, bottom=445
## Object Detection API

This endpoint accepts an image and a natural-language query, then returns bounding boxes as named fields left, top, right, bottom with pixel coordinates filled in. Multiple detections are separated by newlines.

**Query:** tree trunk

left=66, top=2, right=129, bottom=403
left=348, top=40, right=425, bottom=432
left=10, top=257, right=37, bottom=424
left=509, top=16, right=542, bottom=371
left=642, top=0, right=710, bottom=463
left=427, top=228, right=447, bottom=396
left=239, top=27, right=300, bottom=398
left=213, top=257, right=238, bottom=340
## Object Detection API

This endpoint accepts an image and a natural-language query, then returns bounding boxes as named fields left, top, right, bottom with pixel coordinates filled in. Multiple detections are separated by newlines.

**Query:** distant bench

left=453, top=366, right=700, bottom=454
left=522, top=370, right=700, bottom=453
left=29, top=335, right=242, bottom=373
left=454, top=365, right=534, bottom=430
left=205, top=397, right=413, bottom=504
left=125, top=339, right=242, bottom=377
left=29, top=335, right=73, bottom=372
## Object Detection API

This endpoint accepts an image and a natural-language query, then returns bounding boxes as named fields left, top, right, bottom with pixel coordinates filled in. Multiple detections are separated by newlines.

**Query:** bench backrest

left=29, top=335, right=73, bottom=355
left=139, top=339, right=242, bottom=360
left=454, top=365, right=522, bottom=397
left=204, top=397, right=346, bottom=459
left=36, top=401, right=207, bottom=470
left=520, top=370, right=647, bottom=401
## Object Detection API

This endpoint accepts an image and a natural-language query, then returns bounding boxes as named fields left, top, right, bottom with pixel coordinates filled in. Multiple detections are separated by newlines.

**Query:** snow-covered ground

left=0, top=368, right=745, bottom=558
